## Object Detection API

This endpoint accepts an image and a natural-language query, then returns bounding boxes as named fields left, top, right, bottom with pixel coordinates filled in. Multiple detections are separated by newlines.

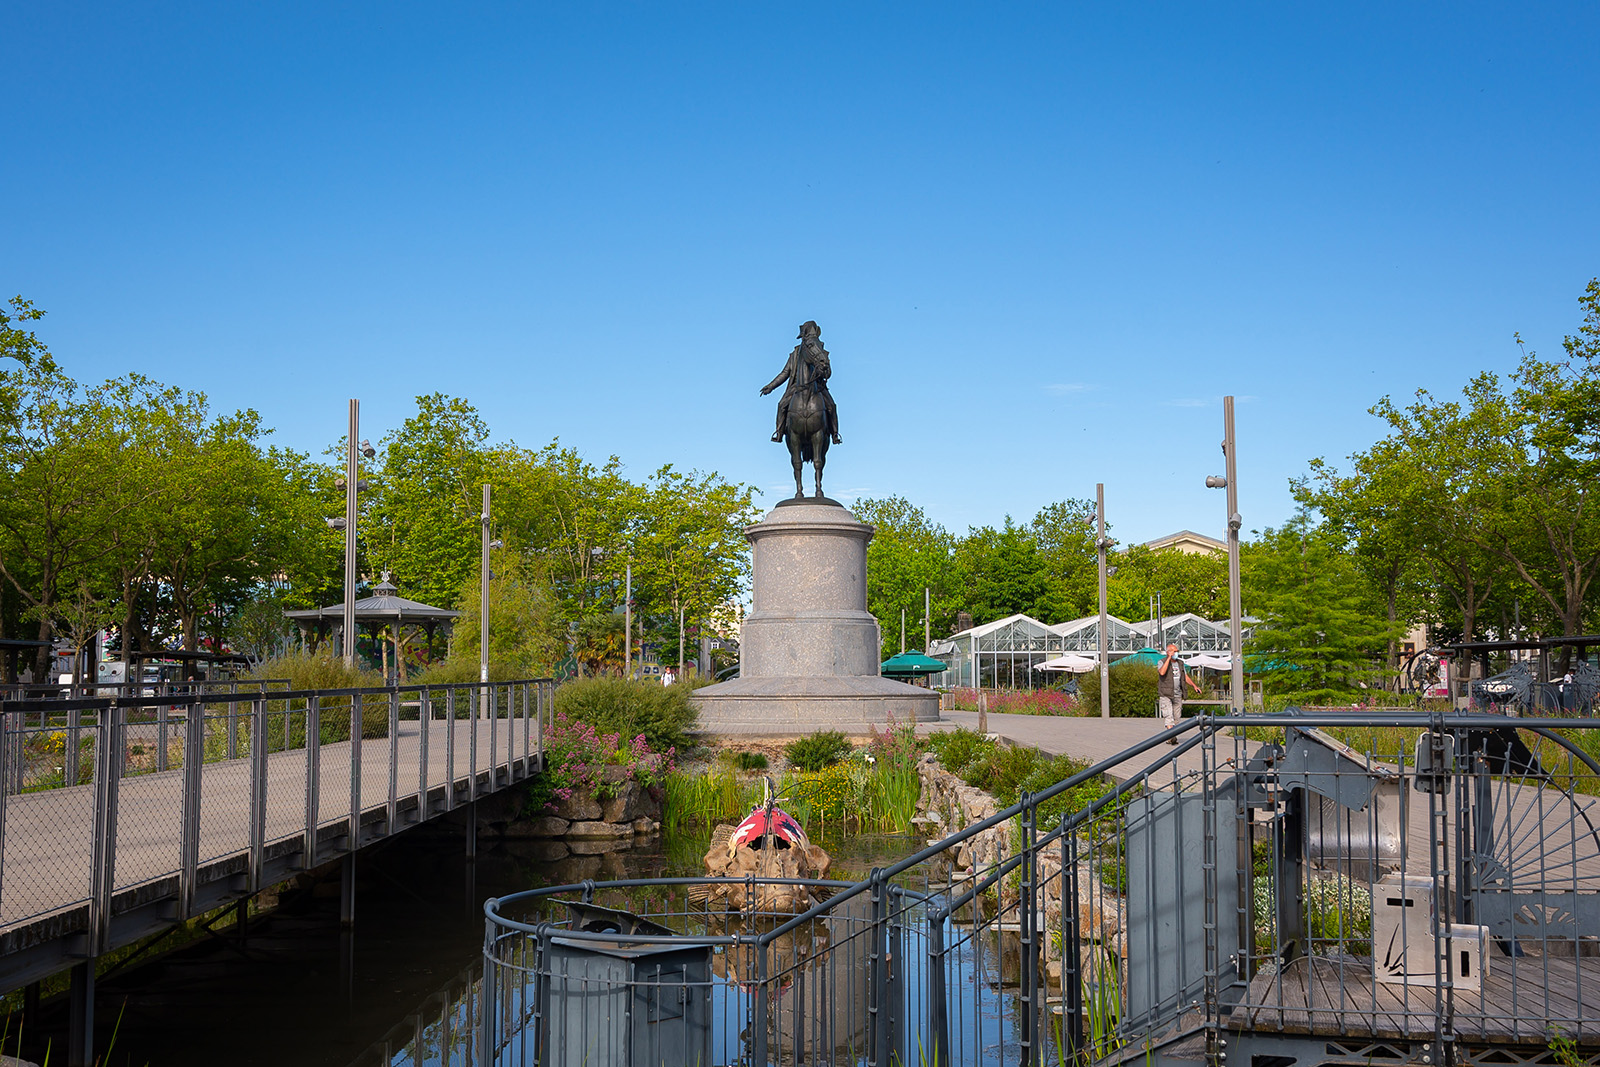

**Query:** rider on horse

left=761, top=320, right=842, bottom=445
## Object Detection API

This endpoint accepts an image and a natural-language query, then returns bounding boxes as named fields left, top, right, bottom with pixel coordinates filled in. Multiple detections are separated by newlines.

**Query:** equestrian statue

left=761, top=320, right=842, bottom=499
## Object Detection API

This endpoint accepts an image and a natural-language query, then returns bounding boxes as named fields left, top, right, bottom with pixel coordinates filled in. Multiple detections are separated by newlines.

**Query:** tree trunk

left=33, top=615, right=52, bottom=684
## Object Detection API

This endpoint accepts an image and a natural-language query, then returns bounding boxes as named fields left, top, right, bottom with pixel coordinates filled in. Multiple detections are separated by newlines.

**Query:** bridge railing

left=0, top=679, right=554, bottom=955
left=478, top=712, right=1600, bottom=1066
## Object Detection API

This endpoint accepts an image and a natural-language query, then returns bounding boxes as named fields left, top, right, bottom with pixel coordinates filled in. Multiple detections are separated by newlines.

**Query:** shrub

left=1076, top=662, right=1161, bottom=717
left=243, top=648, right=390, bottom=741
left=552, top=676, right=699, bottom=751
left=785, top=730, right=853, bottom=772
left=244, top=646, right=384, bottom=692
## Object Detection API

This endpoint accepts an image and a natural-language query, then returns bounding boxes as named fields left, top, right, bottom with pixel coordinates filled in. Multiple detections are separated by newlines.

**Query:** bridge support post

left=67, top=961, right=93, bottom=1067
left=465, top=801, right=477, bottom=860
left=340, top=853, right=356, bottom=927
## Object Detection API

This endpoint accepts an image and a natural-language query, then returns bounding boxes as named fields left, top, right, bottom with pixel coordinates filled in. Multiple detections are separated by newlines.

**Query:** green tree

left=367, top=394, right=489, bottom=610
left=1242, top=519, right=1399, bottom=692
left=855, top=495, right=958, bottom=656
left=1105, top=543, right=1229, bottom=623
left=0, top=296, right=56, bottom=371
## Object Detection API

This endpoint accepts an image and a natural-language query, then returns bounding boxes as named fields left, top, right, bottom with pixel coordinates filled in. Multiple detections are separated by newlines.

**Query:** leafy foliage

left=783, top=729, right=854, bottom=772
left=551, top=676, right=699, bottom=751
left=1075, top=662, right=1161, bottom=717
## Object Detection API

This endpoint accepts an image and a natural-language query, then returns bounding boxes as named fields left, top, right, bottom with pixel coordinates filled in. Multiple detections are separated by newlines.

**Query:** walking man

left=1157, top=642, right=1201, bottom=743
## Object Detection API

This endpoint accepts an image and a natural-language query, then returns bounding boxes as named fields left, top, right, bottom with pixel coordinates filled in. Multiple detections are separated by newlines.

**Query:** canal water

left=51, top=823, right=973, bottom=1066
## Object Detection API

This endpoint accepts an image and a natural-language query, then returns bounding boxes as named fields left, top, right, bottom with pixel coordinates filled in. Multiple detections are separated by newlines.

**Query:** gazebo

left=284, top=573, right=460, bottom=680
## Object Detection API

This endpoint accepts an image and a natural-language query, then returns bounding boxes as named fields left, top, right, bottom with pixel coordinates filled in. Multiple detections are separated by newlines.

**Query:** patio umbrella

left=1035, top=654, right=1098, bottom=673
left=881, top=650, right=948, bottom=678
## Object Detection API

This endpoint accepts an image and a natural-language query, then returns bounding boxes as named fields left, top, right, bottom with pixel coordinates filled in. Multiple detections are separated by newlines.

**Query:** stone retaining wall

left=914, top=751, right=1124, bottom=980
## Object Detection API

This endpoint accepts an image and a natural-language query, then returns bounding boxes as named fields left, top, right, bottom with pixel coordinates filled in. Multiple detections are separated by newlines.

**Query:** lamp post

left=480, top=485, right=502, bottom=717
left=1096, top=483, right=1110, bottom=719
left=1206, top=396, right=1245, bottom=709
left=327, top=401, right=375, bottom=668
left=624, top=559, right=632, bottom=680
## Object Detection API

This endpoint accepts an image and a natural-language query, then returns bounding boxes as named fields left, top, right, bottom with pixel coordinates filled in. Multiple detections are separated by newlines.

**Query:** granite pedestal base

left=693, top=674, right=940, bottom=736
left=692, top=499, right=941, bottom=736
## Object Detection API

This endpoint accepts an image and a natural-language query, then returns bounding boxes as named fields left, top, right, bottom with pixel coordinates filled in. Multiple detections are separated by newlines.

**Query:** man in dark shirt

left=1157, top=642, right=1201, bottom=743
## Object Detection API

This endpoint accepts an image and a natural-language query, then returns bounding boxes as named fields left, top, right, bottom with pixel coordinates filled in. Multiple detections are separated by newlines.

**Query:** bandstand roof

left=283, top=576, right=460, bottom=624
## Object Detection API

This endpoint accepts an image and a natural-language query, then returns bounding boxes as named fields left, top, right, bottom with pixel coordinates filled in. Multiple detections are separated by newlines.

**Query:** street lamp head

left=489, top=539, right=503, bottom=550
left=359, top=439, right=375, bottom=459
left=325, top=516, right=347, bottom=530
left=1205, top=475, right=1228, bottom=489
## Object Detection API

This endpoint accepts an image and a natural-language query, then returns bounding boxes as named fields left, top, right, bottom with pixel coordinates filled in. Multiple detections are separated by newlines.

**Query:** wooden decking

left=1233, top=953, right=1600, bottom=1045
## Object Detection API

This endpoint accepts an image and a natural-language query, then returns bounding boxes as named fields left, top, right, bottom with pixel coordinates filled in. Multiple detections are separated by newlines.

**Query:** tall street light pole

left=1096, top=483, right=1110, bottom=719
left=480, top=485, right=502, bottom=720
left=343, top=401, right=359, bottom=668
left=624, top=559, right=632, bottom=680
left=1208, top=396, right=1245, bottom=709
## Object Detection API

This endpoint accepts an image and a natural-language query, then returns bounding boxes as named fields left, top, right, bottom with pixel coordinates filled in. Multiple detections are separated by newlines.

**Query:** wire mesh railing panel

left=262, top=701, right=310, bottom=849
left=196, top=704, right=254, bottom=867
left=0, top=708, right=99, bottom=926
left=112, top=705, right=186, bottom=892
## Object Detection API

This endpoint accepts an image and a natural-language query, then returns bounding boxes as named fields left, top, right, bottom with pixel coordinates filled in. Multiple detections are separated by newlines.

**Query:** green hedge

left=552, top=676, right=699, bottom=751
left=1075, top=662, right=1161, bottom=717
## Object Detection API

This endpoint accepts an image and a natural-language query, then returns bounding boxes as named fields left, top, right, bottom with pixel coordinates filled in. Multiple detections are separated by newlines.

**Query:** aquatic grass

left=661, top=769, right=760, bottom=834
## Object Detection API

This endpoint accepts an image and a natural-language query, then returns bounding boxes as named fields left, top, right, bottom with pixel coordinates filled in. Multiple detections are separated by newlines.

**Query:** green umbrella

left=1118, top=647, right=1166, bottom=666
left=881, top=650, right=948, bottom=677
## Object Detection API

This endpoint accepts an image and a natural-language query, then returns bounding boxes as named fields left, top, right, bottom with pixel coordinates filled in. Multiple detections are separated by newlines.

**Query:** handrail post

left=417, top=688, right=430, bottom=819
left=0, top=708, right=9, bottom=917
left=534, top=682, right=545, bottom=768
left=478, top=915, right=498, bottom=1067
left=469, top=684, right=479, bottom=802
left=349, top=693, right=362, bottom=852
left=867, top=867, right=886, bottom=1066
left=520, top=683, right=530, bottom=778
left=68, top=706, right=82, bottom=786
left=489, top=682, right=498, bottom=785
left=927, top=908, right=950, bottom=1067
left=155, top=701, right=168, bottom=773
left=249, top=697, right=268, bottom=891
left=304, top=695, right=321, bottom=868
left=89, top=701, right=120, bottom=957
left=445, top=688, right=456, bottom=812
left=1019, top=793, right=1040, bottom=1065
left=179, top=700, right=204, bottom=917
left=387, top=687, right=400, bottom=831
left=1064, top=816, right=1083, bottom=1057
left=752, top=936, right=770, bottom=1067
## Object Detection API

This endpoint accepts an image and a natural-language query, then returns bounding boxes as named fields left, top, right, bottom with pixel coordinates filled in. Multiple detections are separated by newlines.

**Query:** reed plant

left=662, top=769, right=761, bottom=834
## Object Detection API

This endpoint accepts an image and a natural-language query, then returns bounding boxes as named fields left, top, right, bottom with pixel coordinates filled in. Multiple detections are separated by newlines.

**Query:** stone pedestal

left=693, top=500, right=941, bottom=735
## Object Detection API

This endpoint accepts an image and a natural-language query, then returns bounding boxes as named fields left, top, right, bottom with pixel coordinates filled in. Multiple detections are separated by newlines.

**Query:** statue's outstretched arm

left=759, top=365, right=790, bottom=396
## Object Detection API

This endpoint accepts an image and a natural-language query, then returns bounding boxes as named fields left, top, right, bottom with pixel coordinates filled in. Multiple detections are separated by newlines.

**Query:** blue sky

left=6, top=4, right=1598, bottom=545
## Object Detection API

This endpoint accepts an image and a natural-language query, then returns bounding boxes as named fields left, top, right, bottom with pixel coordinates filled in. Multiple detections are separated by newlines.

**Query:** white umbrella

left=1035, top=654, right=1098, bottom=673
left=1185, top=654, right=1232, bottom=671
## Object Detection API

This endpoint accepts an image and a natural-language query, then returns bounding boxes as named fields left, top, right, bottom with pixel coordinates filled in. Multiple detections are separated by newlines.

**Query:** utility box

left=536, top=903, right=713, bottom=1067
left=1373, top=876, right=1491, bottom=990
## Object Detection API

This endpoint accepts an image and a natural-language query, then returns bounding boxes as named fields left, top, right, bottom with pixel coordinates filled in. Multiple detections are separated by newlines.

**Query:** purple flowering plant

left=540, top=712, right=677, bottom=812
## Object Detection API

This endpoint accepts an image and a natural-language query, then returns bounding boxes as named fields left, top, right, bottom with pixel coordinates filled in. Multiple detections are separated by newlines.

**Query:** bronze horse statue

left=761, top=321, right=840, bottom=500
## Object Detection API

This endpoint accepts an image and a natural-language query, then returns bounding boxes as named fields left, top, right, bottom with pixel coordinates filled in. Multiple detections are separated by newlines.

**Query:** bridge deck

left=0, top=712, right=537, bottom=990
left=1236, top=953, right=1600, bottom=1045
